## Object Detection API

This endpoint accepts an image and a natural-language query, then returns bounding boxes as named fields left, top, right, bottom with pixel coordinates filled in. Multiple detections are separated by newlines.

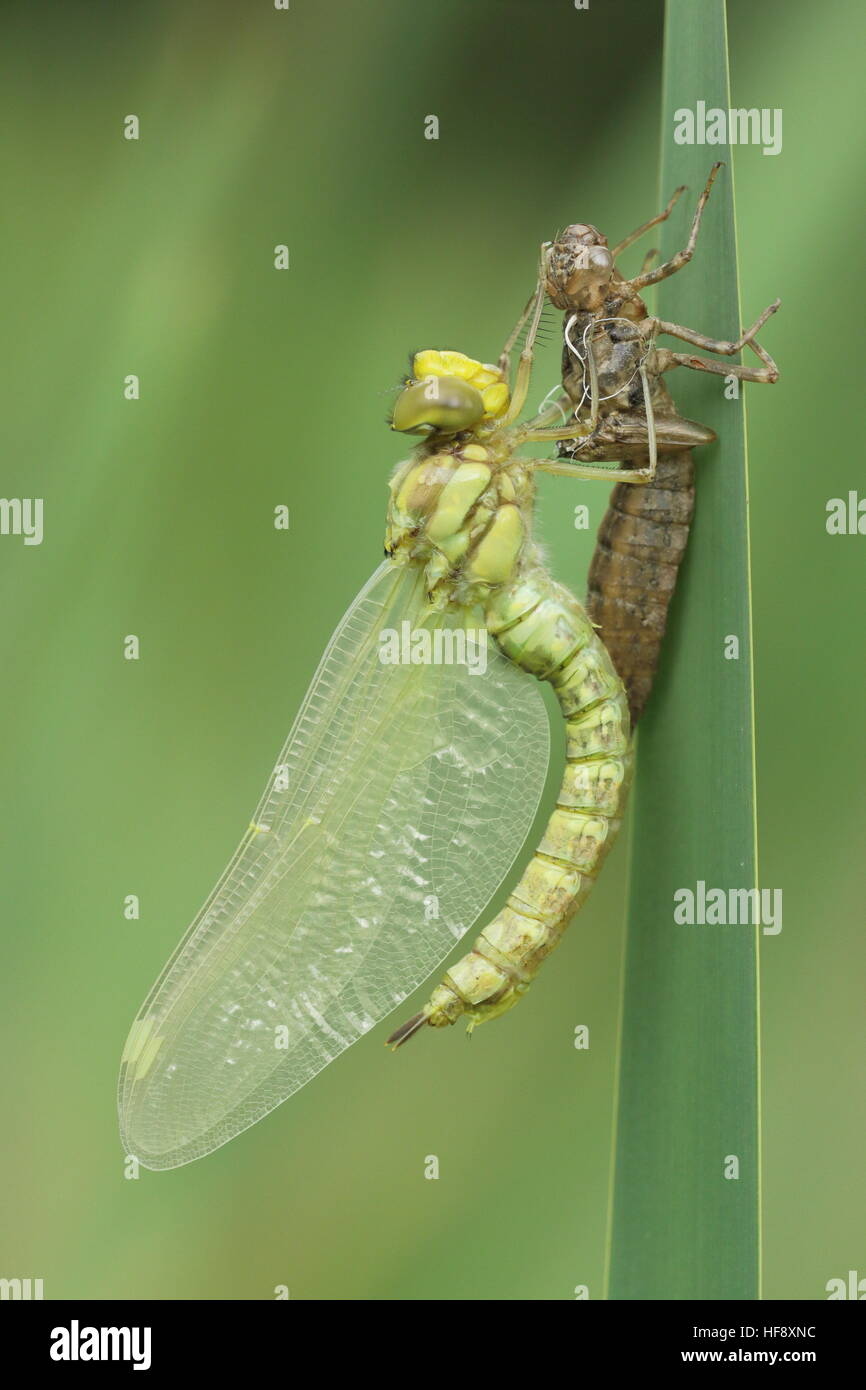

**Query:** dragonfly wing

left=119, top=561, right=549, bottom=1169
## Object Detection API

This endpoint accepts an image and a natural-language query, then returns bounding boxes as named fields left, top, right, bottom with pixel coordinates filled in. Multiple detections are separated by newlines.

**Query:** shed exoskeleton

left=540, top=164, right=780, bottom=722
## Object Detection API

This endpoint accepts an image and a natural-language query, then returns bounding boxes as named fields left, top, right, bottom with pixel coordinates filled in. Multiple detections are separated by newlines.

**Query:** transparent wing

left=119, top=561, right=549, bottom=1169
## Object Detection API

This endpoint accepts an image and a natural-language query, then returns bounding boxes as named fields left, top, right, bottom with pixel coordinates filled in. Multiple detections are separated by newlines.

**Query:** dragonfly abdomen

left=586, top=450, right=695, bottom=724
left=395, top=567, right=632, bottom=1039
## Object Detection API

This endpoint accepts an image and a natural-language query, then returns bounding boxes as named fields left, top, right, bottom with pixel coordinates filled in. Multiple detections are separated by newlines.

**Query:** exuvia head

left=545, top=224, right=614, bottom=313
left=391, top=349, right=510, bottom=436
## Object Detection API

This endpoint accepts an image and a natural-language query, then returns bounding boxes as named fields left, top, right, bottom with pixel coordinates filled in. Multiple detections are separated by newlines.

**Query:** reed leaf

left=605, top=0, right=761, bottom=1300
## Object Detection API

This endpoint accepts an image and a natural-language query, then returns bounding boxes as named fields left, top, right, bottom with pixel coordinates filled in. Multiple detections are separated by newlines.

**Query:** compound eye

left=391, top=375, right=486, bottom=434
left=589, top=247, right=613, bottom=274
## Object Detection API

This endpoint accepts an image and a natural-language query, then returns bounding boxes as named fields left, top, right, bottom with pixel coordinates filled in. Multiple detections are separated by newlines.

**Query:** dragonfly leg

left=562, top=313, right=601, bottom=430
left=519, top=422, right=598, bottom=444
left=520, top=352, right=656, bottom=476
left=525, top=366, right=658, bottom=483
left=645, top=298, right=781, bottom=359
left=520, top=324, right=613, bottom=441
left=625, top=162, right=723, bottom=293
left=655, top=344, right=779, bottom=385
left=502, top=245, right=552, bottom=425
left=521, top=388, right=575, bottom=433
left=611, top=182, right=686, bottom=260
left=529, top=458, right=656, bottom=484
left=639, top=364, right=657, bottom=477
left=497, top=288, right=537, bottom=378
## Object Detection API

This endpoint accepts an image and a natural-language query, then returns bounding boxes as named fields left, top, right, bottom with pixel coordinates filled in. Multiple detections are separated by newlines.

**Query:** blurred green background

left=1, top=0, right=863, bottom=1300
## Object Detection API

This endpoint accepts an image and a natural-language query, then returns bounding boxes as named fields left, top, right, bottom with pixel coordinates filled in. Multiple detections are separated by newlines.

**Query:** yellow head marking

left=412, top=350, right=510, bottom=421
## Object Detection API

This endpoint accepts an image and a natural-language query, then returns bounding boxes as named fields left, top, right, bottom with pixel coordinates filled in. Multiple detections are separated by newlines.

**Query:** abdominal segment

left=587, top=450, right=695, bottom=725
left=408, top=566, right=632, bottom=1035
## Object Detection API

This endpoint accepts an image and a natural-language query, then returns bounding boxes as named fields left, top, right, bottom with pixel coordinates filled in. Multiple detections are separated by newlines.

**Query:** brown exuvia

left=544, top=164, right=779, bottom=723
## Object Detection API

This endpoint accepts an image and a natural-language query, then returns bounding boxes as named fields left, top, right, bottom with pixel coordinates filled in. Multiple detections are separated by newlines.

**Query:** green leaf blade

left=606, top=0, right=761, bottom=1301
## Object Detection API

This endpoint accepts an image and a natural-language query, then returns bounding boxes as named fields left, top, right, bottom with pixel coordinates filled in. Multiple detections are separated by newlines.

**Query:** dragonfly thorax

left=385, top=440, right=533, bottom=608
left=386, top=348, right=534, bottom=605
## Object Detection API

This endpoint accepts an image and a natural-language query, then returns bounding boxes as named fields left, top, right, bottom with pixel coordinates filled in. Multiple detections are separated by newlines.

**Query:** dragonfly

left=118, top=254, right=638, bottom=1171
left=543, top=164, right=780, bottom=722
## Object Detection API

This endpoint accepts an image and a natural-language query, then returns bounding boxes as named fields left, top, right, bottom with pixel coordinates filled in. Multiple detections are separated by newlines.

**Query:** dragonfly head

left=546, top=224, right=614, bottom=313
left=391, top=350, right=509, bottom=437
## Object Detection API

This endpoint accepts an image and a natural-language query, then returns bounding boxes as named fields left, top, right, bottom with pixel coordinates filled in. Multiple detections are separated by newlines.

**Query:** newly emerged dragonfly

left=543, top=164, right=780, bottom=722
left=119, top=256, right=638, bottom=1170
